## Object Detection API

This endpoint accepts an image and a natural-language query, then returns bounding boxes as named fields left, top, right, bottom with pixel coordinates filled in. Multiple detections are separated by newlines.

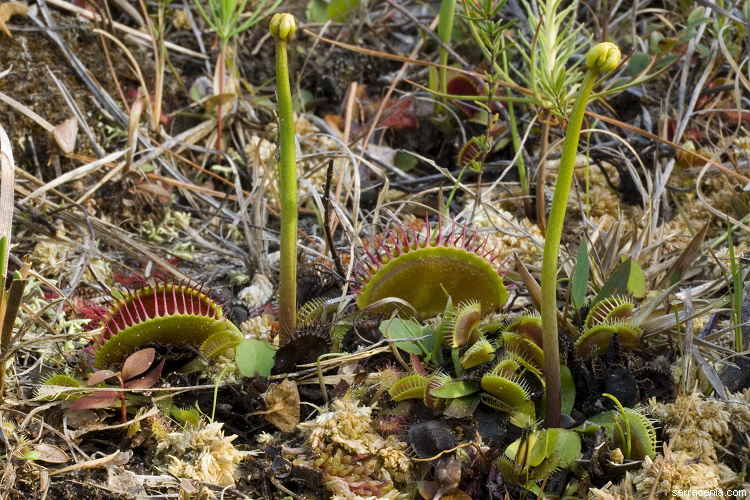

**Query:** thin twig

left=323, top=160, right=345, bottom=278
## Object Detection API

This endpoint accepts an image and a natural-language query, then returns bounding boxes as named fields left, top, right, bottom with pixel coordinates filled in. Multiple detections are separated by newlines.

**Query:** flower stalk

left=270, top=13, right=298, bottom=343
left=541, top=42, right=620, bottom=428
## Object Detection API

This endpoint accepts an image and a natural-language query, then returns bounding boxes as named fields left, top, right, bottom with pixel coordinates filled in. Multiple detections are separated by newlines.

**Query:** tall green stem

left=271, top=14, right=298, bottom=343
left=541, top=43, right=620, bottom=428
left=437, top=0, right=456, bottom=97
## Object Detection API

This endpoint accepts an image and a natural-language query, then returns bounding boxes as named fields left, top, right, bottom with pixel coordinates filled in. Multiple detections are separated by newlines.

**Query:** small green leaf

left=429, top=380, right=481, bottom=398
left=326, top=0, right=360, bottom=21
left=571, top=239, right=589, bottom=310
left=443, top=393, right=481, bottom=418
left=626, top=258, right=646, bottom=298
left=627, top=52, right=650, bottom=77
left=594, top=257, right=644, bottom=304
left=560, top=365, right=576, bottom=415
left=20, top=450, right=41, bottom=461
left=305, top=0, right=328, bottom=22
left=236, top=339, right=276, bottom=377
left=380, top=318, right=429, bottom=355
left=394, top=151, right=418, bottom=172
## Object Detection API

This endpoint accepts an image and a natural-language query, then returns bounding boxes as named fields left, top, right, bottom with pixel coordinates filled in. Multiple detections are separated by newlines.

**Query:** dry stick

left=323, top=160, right=345, bottom=278
left=99, top=33, right=130, bottom=114
left=0, top=90, right=55, bottom=133
left=586, top=110, right=750, bottom=185
left=0, top=260, right=28, bottom=402
left=20, top=150, right=128, bottom=204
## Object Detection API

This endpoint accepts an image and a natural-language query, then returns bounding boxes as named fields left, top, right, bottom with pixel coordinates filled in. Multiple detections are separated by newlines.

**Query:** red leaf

left=88, top=370, right=117, bottom=385
left=124, top=359, right=164, bottom=389
left=121, top=348, right=155, bottom=381
left=70, top=391, right=120, bottom=410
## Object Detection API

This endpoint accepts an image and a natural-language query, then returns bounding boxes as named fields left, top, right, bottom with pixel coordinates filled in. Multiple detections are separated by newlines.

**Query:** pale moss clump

left=294, top=396, right=411, bottom=498
left=157, top=421, right=253, bottom=487
left=205, top=351, right=242, bottom=384
left=238, top=274, right=274, bottom=309
left=596, top=392, right=750, bottom=499
left=240, top=313, right=274, bottom=340
left=667, top=356, right=718, bottom=395
left=30, top=235, right=111, bottom=283
left=647, top=394, right=742, bottom=487
left=301, top=397, right=383, bottom=456
left=464, top=200, right=544, bottom=265
left=590, top=450, right=721, bottom=500
left=649, top=395, right=730, bottom=464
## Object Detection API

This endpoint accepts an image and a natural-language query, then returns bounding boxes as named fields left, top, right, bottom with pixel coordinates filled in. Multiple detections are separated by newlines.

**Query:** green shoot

left=540, top=43, right=620, bottom=428
left=270, top=13, right=298, bottom=343
left=603, top=393, right=632, bottom=460
left=211, top=366, right=230, bottom=424
left=438, top=0, right=457, bottom=97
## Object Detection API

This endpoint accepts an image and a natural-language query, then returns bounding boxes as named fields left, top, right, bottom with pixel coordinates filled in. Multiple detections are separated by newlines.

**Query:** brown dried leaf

left=62, top=409, right=104, bottom=430
left=52, top=117, right=77, bottom=154
left=261, top=378, right=299, bottom=434
left=513, top=253, right=577, bottom=337
left=658, top=222, right=709, bottom=288
left=0, top=1, right=29, bottom=38
left=31, top=444, right=69, bottom=464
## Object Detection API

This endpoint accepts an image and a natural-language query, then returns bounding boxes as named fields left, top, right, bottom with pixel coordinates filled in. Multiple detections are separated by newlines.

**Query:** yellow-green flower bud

left=270, top=13, right=296, bottom=41
left=586, top=42, right=621, bottom=74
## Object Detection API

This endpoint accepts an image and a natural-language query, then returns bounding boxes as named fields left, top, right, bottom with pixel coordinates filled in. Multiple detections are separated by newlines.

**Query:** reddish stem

left=118, top=376, right=127, bottom=424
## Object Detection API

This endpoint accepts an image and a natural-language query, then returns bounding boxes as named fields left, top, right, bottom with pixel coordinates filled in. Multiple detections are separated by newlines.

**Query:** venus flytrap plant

left=270, top=13, right=298, bottom=344
left=540, top=42, right=620, bottom=428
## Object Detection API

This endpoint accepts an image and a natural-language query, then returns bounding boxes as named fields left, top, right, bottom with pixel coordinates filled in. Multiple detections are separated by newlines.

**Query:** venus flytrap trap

left=270, top=13, right=299, bottom=344
left=540, top=42, right=620, bottom=428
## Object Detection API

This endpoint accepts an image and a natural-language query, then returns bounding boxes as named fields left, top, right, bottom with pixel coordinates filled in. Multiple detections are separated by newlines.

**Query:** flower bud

left=270, top=13, right=296, bottom=41
left=586, top=42, right=621, bottom=73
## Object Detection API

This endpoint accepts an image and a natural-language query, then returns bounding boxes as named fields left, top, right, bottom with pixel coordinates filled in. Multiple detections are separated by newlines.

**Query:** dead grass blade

left=657, top=222, right=710, bottom=289
left=513, top=254, right=577, bottom=337
left=20, top=150, right=127, bottom=204
left=599, top=218, right=622, bottom=276
left=0, top=124, right=13, bottom=271
left=303, top=30, right=483, bottom=80
left=0, top=89, right=55, bottom=132
left=587, top=110, right=750, bottom=185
